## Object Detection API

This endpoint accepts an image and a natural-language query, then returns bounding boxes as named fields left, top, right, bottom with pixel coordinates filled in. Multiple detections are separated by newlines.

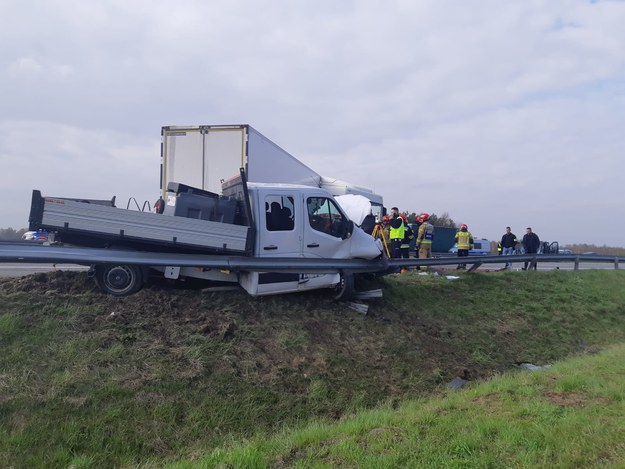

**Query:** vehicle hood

left=349, top=225, right=383, bottom=259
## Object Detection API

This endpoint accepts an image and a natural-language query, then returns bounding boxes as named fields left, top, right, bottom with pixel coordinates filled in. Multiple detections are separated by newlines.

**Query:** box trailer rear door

left=161, top=125, right=322, bottom=199
left=161, top=126, right=246, bottom=198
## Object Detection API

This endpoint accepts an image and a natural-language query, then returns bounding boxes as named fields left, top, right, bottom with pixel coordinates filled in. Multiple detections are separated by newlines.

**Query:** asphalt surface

left=0, top=264, right=89, bottom=278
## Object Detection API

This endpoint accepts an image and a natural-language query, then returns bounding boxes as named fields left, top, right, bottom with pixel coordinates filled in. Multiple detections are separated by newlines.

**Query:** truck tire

left=94, top=264, right=143, bottom=296
left=333, top=271, right=354, bottom=301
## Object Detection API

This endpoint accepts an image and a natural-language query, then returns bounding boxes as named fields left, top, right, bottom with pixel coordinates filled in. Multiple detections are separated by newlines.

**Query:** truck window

left=265, top=195, right=295, bottom=231
left=307, top=197, right=345, bottom=237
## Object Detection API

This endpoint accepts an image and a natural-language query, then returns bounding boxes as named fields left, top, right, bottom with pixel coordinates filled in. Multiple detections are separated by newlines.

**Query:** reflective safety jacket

left=400, top=225, right=414, bottom=249
left=455, top=230, right=473, bottom=250
left=418, top=223, right=434, bottom=244
left=389, top=217, right=405, bottom=240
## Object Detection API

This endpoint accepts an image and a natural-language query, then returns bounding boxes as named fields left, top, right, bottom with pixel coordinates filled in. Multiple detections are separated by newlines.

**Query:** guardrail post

left=574, top=257, right=579, bottom=270
left=615, top=258, right=619, bottom=270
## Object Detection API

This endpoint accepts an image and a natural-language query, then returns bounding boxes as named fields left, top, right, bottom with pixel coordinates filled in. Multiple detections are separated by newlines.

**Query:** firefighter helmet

left=460, top=223, right=468, bottom=230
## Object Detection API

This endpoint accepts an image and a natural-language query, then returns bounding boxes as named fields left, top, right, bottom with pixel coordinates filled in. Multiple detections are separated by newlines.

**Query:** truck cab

left=239, top=183, right=382, bottom=296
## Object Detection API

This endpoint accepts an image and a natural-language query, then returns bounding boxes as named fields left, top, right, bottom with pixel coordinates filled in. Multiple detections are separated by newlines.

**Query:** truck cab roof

left=247, top=182, right=322, bottom=191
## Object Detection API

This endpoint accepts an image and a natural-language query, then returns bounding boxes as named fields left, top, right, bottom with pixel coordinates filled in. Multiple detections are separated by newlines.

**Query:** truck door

left=246, top=190, right=303, bottom=295
left=303, top=195, right=352, bottom=259
left=257, top=191, right=301, bottom=257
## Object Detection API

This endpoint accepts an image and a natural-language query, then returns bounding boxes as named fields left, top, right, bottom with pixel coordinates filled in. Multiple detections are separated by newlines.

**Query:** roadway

left=0, top=264, right=89, bottom=278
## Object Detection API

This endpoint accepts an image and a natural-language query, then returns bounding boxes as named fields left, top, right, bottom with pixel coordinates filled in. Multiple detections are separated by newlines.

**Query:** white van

left=449, top=238, right=491, bottom=256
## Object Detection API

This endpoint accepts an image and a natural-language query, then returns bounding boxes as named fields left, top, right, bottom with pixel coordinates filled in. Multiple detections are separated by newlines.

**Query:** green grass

left=175, top=344, right=625, bottom=468
left=1, top=269, right=625, bottom=467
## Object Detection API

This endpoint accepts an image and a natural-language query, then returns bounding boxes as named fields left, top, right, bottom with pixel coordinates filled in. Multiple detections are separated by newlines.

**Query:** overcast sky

left=2, top=0, right=624, bottom=246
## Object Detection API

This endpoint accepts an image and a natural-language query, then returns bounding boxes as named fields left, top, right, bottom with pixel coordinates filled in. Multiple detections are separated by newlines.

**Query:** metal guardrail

left=0, top=243, right=622, bottom=274
left=389, top=254, right=623, bottom=271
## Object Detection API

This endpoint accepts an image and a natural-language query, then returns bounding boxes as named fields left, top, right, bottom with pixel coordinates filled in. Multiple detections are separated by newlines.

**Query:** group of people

left=454, top=225, right=541, bottom=270
left=377, top=207, right=435, bottom=273
left=500, top=226, right=541, bottom=270
left=374, top=209, right=542, bottom=272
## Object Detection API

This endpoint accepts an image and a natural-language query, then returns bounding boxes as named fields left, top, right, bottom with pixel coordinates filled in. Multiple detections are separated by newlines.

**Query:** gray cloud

left=1, top=0, right=624, bottom=245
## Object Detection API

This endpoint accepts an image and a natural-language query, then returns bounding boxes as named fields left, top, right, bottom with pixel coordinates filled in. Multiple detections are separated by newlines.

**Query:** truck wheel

left=333, top=272, right=354, bottom=301
left=94, top=264, right=143, bottom=296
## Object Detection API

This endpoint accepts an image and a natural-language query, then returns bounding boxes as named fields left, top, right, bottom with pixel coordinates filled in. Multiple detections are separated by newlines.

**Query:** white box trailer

left=161, top=125, right=321, bottom=197
left=160, top=125, right=383, bottom=214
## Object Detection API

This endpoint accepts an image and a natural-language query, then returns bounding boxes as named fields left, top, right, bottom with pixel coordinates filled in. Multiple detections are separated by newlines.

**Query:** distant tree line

left=0, top=228, right=28, bottom=241
left=562, top=244, right=625, bottom=257
left=403, top=212, right=457, bottom=228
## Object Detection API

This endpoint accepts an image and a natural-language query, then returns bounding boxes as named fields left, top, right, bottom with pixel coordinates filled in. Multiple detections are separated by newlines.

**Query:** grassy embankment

left=0, top=269, right=624, bottom=468
left=173, top=343, right=625, bottom=468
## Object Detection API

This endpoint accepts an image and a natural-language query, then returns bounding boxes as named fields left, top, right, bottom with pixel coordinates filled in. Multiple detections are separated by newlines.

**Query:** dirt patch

left=0, top=270, right=98, bottom=295
left=542, top=391, right=612, bottom=408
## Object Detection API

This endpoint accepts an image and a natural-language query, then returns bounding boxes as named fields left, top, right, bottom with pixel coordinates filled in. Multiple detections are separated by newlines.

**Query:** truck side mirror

left=341, top=220, right=354, bottom=240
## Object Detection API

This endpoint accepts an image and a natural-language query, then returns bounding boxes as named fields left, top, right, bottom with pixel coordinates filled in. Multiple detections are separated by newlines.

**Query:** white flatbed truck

left=25, top=170, right=384, bottom=298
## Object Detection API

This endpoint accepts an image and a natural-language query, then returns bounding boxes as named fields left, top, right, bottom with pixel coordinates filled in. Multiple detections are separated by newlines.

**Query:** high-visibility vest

left=418, top=223, right=434, bottom=244
left=389, top=218, right=405, bottom=240
left=455, top=231, right=472, bottom=249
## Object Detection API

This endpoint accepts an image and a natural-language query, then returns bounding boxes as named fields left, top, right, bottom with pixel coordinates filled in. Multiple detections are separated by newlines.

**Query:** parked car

left=22, top=230, right=49, bottom=241
left=21, top=231, right=36, bottom=240
left=449, top=238, right=491, bottom=256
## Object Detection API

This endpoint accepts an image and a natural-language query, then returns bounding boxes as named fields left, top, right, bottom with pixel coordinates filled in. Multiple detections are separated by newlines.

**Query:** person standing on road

left=501, top=227, right=518, bottom=269
left=399, top=214, right=414, bottom=273
left=388, top=207, right=405, bottom=260
left=454, top=224, right=473, bottom=270
left=522, top=227, right=540, bottom=270
left=416, top=213, right=434, bottom=270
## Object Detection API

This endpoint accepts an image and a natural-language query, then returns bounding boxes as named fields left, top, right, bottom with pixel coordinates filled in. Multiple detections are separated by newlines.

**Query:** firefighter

left=416, top=213, right=434, bottom=269
left=381, top=215, right=390, bottom=236
left=454, top=223, right=474, bottom=270
left=388, top=207, right=405, bottom=259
